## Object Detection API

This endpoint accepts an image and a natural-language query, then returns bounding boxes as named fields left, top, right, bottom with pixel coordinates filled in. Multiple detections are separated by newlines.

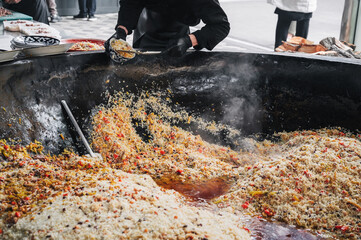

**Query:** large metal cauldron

left=0, top=51, right=361, bottom=154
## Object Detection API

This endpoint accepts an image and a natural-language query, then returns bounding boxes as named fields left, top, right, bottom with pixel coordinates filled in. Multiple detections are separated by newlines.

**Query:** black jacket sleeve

left=191, top=0, right=230, bottom=50
left=116, top=0, right=144, bottom=34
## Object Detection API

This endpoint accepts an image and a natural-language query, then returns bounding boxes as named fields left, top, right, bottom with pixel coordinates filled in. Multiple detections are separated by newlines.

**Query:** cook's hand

left=164, top=36, right=192, bottom=57
left=104, top=26, right=128, bottom=53
left=116, top=27, right=127, bottom=41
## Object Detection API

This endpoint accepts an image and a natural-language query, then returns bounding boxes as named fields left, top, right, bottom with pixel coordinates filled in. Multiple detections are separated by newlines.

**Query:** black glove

left=116, top=27, right=127, bottom=40
left=104, top=28, right=127, bottom=54
left=164, top=36, right=192, bottom=57
left=104, top=33, right=116, bottom=54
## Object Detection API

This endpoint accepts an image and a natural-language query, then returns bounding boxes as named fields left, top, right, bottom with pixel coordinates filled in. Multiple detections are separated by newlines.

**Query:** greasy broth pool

left=154, top=175, right=322, bottom=240
left=154, top=175, right=233, bottom=200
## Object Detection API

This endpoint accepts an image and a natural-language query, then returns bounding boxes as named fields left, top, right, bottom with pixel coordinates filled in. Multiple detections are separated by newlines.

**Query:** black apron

left=133, top=8, right=190, bottom=51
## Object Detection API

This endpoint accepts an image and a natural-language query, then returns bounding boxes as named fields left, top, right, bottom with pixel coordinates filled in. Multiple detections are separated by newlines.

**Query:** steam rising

left=220, top=63, right=262, bottom=135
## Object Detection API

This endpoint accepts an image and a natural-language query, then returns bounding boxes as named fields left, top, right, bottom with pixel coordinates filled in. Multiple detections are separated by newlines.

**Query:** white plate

left=22, top=43, right=74, bottom=57
left=0, top=50, right=20, bottom=63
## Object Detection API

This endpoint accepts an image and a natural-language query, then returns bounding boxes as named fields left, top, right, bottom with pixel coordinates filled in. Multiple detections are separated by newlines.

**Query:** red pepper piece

left=242, top=201, right=249, bottom=209
left=103, top=117, right=110, bottom=123
left=264, top=209, right=273, bottom=216
left=241, top=227, right=250, bottom=233
left=341, top=226, right=349, bottom=231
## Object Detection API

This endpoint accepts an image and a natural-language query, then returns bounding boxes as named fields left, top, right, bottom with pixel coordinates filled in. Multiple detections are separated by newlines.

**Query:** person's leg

left=275, top=15, right=292, bottom=49
left=47, top=0, right=58, bottom=16
left=74, top=0, right=88, bottom=19
left=87, top=0, right=97, bottom=20
left=47, top=0, right=61, bottom=22
left=295, top=18, right=310, bottom=39
left=87, top=0, right=96, bottom=16
left=78, top=0, right=87, bottom=16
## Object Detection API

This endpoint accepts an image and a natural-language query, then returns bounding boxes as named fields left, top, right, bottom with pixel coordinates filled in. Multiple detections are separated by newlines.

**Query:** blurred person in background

left=268, top=0, right=317, bottom=49
left=73, top=0, right=97, bottom=21
left=2, top=0, right=49, bottom=24
left=47, top=0, right=61, bottom=23
left=107, top=0, right=230, bottom=57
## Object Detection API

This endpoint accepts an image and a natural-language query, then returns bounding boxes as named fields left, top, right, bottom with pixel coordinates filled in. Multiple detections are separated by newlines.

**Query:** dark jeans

left=78, top=0, right=96, bottom=16
left=274, top=8, right=312, bottom=49
left=275, top=17, right=310, bottom=48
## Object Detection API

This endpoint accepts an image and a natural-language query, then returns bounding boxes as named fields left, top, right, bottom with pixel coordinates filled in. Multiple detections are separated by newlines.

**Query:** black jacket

left=117, top=0, right=230, bottom=50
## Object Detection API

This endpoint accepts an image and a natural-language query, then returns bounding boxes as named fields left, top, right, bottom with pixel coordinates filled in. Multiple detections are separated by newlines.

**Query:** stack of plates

left=21, top=43, right=74, bottom=57
left=11, top=36, right=60, bottom=49
left=10, top=36, right=72, bottom=58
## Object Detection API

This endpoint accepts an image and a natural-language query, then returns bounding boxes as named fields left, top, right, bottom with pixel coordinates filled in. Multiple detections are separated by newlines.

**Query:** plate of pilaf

left=62, top=39, right=105, bottom=51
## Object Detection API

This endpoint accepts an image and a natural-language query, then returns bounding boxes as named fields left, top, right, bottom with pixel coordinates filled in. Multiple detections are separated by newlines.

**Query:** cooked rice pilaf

left=215, top=129, right=361, bottom=239
left=0, top=91, right=360, bottom=239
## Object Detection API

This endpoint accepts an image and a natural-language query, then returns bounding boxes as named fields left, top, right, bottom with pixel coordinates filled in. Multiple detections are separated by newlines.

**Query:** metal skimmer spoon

left=61, top=100, right=96, bottom=157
